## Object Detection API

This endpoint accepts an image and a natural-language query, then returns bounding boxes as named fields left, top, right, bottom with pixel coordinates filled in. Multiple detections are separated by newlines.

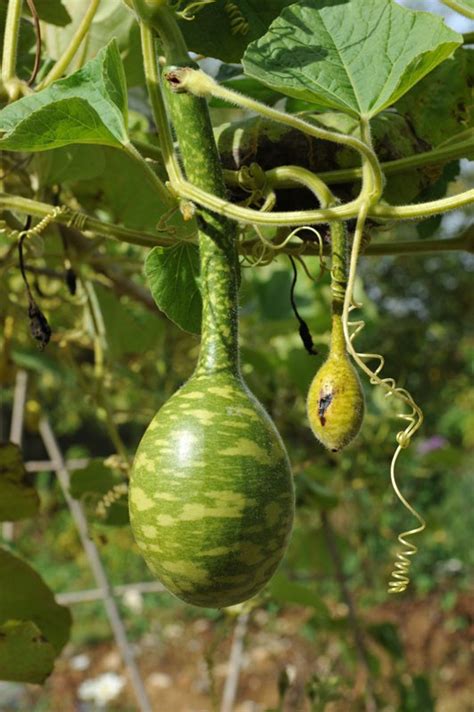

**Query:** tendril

left=343, top=195, right=425, bottom=594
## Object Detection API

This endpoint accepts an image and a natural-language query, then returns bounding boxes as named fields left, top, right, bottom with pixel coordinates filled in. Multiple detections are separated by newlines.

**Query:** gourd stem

left=1, top=0, right=23, bottom=99
left=330, top=221, right=347, bottom=317
left=145, top=9, right=240, bottom=376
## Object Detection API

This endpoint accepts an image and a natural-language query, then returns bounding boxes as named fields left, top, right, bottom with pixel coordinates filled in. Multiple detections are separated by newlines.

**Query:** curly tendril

left=343, top=203, right=426, bottom=594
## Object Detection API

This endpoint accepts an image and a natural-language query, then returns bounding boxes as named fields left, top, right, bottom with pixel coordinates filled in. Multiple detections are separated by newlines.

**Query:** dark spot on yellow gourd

left=307, top=315, right=364, bottom=452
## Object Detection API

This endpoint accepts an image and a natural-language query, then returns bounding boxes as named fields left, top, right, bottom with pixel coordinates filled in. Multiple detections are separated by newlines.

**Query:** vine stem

left=36, top=0, right=101, bottom=89
left=140, top=23, right=182, bottom=185
left=1, top=0, right=23, bottom=100
left=134, top=135, right=474, bottom=187
left=223, top=137, right=474, bottom=187
left=1, top=193, right=472, bottom=256
left=167, top=67, right=383, bottom=203
left=441, top=0, right=474, bottom=19
left=171, top=176, right=473, bottom=226
left=0, top=193, right=178, bottom=247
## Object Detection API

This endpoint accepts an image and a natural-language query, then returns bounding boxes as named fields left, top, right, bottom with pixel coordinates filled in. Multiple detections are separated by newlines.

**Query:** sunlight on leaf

left=243, top=0, right=462, bottom=118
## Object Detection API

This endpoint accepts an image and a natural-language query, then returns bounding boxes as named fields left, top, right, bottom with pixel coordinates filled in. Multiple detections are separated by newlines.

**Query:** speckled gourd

left=129, top=54, right=294, bottom=608
left=307, top=221, right=365, bottom=451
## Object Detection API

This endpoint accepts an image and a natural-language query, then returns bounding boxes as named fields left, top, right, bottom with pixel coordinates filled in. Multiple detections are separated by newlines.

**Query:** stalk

left=145, top=6, right=240, bottom=377
left=1, top=0, right=23, bottom=99
left=36, top=0, right=100, bottom=89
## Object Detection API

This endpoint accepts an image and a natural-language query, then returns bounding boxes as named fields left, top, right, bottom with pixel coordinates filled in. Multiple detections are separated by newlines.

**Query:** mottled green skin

left=130, top=50, right=294, bottom=608
left=130, top=372, right=294, bottom=607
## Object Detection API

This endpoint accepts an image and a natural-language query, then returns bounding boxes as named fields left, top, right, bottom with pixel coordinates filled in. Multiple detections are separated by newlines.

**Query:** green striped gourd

left=307, top=222, right=365, bottom=451
left=129, top=62, right=294, bottom=608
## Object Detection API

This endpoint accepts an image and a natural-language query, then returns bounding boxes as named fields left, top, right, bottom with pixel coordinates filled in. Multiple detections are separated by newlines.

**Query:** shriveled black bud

left=28, top=301, right=51, bottom=350
left=65, top=267, right=77, bottom=295
left=299, top=320, right=318, bottom=355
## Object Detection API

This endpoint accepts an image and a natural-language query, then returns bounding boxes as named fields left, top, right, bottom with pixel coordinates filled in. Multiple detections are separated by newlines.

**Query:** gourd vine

left=137, top=4, right=432, bottom=595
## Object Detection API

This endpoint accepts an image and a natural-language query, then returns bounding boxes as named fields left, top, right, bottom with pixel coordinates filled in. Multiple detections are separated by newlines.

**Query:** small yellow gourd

left=306, top=220, right=364, bottom=451
left=307, top=314, right=364, bottom=451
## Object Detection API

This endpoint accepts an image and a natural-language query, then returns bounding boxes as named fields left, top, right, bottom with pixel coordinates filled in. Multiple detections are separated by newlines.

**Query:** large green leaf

left=396, top=47, right=473, bottom=147
left=243, top=0, right=462, bottom=118
left=0, top=442, right=39, bottom=522
left=145, top=243, right=202, bottom=335
left=0, top=549, right=71, bottom=655
left=178, top=0, right=298, bottom=63
left=0, top=620, right=56, bottom=684
left=0, top=40, right=128, bottom=151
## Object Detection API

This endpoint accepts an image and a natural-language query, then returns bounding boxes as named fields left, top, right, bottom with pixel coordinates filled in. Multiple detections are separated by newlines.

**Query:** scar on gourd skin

left=318, top=391, right=334, bottom=426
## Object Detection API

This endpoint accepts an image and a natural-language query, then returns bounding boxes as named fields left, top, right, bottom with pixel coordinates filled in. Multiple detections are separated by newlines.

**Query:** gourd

left=129, top=60, right=294, bottom=608
left=307, top=221, right=364, bottom=451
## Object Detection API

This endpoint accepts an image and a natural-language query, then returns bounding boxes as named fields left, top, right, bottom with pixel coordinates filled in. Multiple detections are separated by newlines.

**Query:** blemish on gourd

left=182, top=391, right=205, bottom=399
left=156, top=514, right=176, bottom=526
left=318, top=391, right=334, bottom=426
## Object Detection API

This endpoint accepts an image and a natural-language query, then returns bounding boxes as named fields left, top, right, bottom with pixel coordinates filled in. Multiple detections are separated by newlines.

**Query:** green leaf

left=243, top=0, right=462, bottom=118
left=27, top=0, right=72, bottom=26
left=179, top=1, right=297, bottom=63
left=0, top=40, right=129, bottom=151
left=0, top=443, right=39, bottom=522
left=0, top=548, right=71, bottom=655
left=34, top=145, right=107, bottom=186
left=0, top=620, right=56, bottom=684
left=145, top=243, right=202, bottom=335
left=396, top=48, right=473, bottom=147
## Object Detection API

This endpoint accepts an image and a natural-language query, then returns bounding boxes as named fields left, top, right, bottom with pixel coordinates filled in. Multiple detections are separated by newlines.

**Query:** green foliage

left=396, top=47, right=473, bottom=147
left=145, top=243, right=202, bottom=334
left=0, top=620, right=56, bottom=684
left=0, top=0, right=472, bottom=703
left=0, top=442, right=39, bottom=521
left=0, top=549, right=72, bottom=683
left=177, top=0, right=297, bottom=63
left=243, top=0, right=462, bottom=117
left=0, top=41, right=129, bottom=150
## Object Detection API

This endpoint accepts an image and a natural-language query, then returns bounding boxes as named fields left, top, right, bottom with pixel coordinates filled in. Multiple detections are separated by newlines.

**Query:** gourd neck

left=162, top=56, right=240, bottom=378
left=330, top=220, right=347, bottom=317
left=329, top=314, right=346, bottom=358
